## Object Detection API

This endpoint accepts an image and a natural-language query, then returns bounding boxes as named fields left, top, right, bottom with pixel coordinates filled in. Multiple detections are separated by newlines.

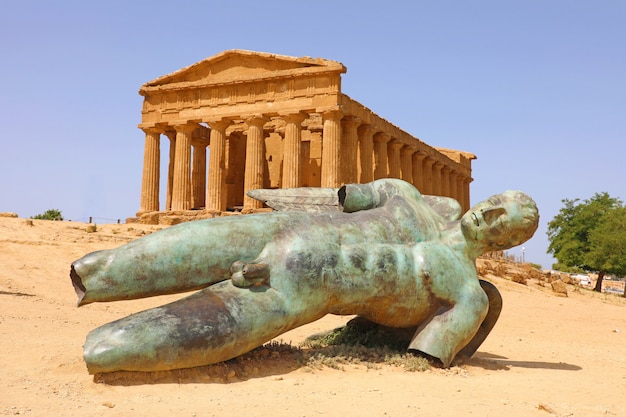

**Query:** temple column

left=357, top=124, right=374, bottom=183
left=432, top=161, right=443, bottom=196
left=341, top=116, right=360, bottom=184
left=191, top=131, right=209, bottom=210
left=421, top=157, right=435, bottom=195
left=225, top=132, right=246, bottom=209
left=463, top=176, right=473, bottom=212
left=281, top=112, right=307, bottom=188
left=441, top=166, right=451, bottom=197
left=373, top=132, right=390, bottom=179
left=412, top=152, right=426, bottom=193
left=243, top=115, right=268, bottom=210
left=139, top=127, right=161, bottom=213
left=171, top=123, right=196, bottom=210
left=449, top=171, right=459, bottom=203
left=400, top=145, right=415, bottom=184
left=458, top=174, right=467, bottom=211
left=206, top=119, right=230, bottom=211
left=387, top=140, right=403, bottom=179
left=456, top=177, right=465, bottom=212
left=164, top=130, right=176, bottom=211
left=320, top=109, right=343, bottom=188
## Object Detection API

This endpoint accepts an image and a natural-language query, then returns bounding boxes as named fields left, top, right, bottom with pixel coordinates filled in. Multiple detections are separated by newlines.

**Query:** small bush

left=31, top=209, right=63, bottom=221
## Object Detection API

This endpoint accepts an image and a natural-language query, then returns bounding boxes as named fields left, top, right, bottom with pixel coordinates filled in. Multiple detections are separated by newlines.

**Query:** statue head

left=461, top=190, right=539, bottom=253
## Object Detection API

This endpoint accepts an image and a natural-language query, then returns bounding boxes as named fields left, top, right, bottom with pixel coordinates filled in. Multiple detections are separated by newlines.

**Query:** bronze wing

left=247, top=187, right=341, bottom=213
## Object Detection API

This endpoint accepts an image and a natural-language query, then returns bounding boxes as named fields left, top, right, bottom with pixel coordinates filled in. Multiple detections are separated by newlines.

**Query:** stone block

left=139, top=212, right=161, bottom=225
left=551, top=279, right=568, bottom=297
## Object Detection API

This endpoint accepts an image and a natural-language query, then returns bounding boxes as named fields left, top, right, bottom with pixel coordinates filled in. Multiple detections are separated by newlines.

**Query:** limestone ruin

left=133, top=50, right=475, bottom=224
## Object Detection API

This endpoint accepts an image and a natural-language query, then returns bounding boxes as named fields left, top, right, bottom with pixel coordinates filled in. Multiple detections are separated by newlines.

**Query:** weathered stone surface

left=136, top=50, right=476, bottom=215
left=551, top=279, right=569, bottom=297
left=139, top=212, right=160, bottom=225
left=159, top=216, right=183, bottom=226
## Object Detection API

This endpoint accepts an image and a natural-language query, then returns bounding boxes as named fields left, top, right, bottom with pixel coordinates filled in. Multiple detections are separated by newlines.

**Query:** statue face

left=461, top=191, right=538, bottom=251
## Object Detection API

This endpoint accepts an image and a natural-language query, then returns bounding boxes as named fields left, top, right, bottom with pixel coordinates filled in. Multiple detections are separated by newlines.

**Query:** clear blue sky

left=1, top=0, right=624, bottom=269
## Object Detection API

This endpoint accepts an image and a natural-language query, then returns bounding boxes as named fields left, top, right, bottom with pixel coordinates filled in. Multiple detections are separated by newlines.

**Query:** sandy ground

left=2, top=216, right=626, bottom=417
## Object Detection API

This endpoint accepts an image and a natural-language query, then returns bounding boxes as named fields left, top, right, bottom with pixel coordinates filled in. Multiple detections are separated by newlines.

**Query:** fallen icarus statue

left=70, top=179, right=538, bottom=373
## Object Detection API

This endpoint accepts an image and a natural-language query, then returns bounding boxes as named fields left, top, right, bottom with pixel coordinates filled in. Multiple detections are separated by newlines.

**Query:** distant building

left=134, top=50, right=475, bottom=223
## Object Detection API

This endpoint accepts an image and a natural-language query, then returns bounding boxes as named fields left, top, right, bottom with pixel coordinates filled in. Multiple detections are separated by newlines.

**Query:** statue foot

left=456, top=279, right=503, bottom=358
left=230, top=260, right=270, bottom=287
left=70, top=265, right=87, bottom=306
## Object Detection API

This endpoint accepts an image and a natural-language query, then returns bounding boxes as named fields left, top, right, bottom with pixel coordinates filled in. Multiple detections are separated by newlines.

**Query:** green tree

left=31, top=209, right=64, bottom=221
left=547, top=192, right=623, bottom=293
left=588, top=207, right=626, bottom=296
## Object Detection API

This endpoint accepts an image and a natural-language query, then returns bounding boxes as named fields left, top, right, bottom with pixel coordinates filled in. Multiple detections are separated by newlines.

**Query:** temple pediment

left=141, top=50, right=346, bottom=92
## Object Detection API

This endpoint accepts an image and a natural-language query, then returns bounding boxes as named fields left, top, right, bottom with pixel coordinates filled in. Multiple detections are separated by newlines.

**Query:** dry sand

left=1, top=216, right=626, bottom=417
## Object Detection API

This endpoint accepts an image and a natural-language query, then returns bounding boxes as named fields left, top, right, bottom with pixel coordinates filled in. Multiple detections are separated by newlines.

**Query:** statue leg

left=83, top=280, right=320, bottom=373
left=71, top=212, right=301, bottom=305
left=456, top=279, right=503, bottom=358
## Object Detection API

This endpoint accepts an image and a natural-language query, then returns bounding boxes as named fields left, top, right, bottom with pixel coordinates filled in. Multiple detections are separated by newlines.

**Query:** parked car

left=571, top=274, right=591, bottom=285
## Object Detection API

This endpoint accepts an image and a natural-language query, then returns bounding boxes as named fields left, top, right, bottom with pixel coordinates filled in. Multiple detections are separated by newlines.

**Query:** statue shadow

left=95, top=323, right=422, bottom=386
left=93, top=322, right=581, bottom=386
left=93, top=349, right=582, bottom=386
left=93, top=344, right=384, bottom=386
left=94, top=356, right=303, bottom=386
left=461, top=352, right=582, bottom=371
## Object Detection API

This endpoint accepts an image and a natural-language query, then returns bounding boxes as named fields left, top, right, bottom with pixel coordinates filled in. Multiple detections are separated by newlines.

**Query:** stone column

left=139, top=127, right=161, bottom=213
left=421, top=157, right=435, bottom=195
left=341, top=116, right=360, bottom=184
left=456, top=176, right=465, bottom=212
left=206, top=119, right=230, bottom=211
left=441, top=166, right=451, bottom=197
left=400, top=145, right=415, bottom=184
left=243, top=115, right=268, bottom=210
left=357, top=124, right=374, bottom=183
left=431, top=161, right=443, bottom=196
left=321, top=109, right=343, bottom=188
left=281, top=112, right=307, bottom=188
left=164, top=130, right=176, bottom=211
left=171, top=123, right=196, bottom=211
left=387, top=140, right=403, bottom=179
left=225, top=132, right=246, bottom=209
left=462, top=176, right=473, bottom=213
left=449, top=171, right=459, bottom=203
left=191, top=134, right=209, bottom=210
left=373, top=132, right=390, bottom=179
left=412, top=152, right=426, bottom=193
left=456, top=175, right=466, bottom=211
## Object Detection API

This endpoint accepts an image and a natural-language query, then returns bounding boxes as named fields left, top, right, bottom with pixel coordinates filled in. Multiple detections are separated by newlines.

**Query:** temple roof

left=140, top=49, right=346, bottom=94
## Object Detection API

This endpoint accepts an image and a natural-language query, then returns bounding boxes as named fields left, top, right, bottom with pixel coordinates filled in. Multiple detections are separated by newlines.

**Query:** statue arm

left=339, top=178, right=424, bottom=213
left=246, top=180, right=390, bottom=214
left=422, top=195, right=463, bottom=221
left=248, top=178, right=427, bottom=214
left=338, top=183, right=379, bottom=212
left=408, top=276, right=488, bottom=367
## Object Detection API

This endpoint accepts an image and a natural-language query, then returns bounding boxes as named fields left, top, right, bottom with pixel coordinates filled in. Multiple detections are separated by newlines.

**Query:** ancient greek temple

left=135, top=50, right=475, bottom=223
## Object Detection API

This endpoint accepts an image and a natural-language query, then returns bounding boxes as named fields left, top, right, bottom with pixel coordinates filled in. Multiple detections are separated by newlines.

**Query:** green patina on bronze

left=71, top=179, right=539, bottom=373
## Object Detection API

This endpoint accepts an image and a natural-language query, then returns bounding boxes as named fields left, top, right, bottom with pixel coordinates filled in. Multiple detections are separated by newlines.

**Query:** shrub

left=31, top=209, right=63, bottom=221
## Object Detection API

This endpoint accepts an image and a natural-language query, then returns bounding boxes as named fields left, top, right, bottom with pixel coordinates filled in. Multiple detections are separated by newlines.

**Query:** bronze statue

left=70, top=179, right=538, bottom=373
